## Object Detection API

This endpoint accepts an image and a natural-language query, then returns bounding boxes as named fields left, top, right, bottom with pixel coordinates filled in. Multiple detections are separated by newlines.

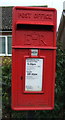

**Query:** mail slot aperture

left=16, top=24, right=53, bottom=30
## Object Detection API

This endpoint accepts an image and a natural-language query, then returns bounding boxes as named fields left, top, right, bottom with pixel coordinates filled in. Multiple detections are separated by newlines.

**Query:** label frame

left=23, top=56, right=45, bottom=94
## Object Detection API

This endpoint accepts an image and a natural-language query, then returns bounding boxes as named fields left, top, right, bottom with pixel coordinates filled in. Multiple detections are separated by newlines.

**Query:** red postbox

left=12, top=6, right=57, bottom=110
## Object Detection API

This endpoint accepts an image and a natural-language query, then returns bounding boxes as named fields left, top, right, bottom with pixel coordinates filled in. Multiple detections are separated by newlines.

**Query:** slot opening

left=16, top=24, right=53, bottom=31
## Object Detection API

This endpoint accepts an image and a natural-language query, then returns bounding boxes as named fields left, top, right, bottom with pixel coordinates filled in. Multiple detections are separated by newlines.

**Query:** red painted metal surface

left=12, top=6, right=57, bottom=110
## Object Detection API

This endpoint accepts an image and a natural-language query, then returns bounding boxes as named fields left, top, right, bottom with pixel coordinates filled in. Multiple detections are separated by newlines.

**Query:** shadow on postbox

left=12, top=6, right=57, bottom=110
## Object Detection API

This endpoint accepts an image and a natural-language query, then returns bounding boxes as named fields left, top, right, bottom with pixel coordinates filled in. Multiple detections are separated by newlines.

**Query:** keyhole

left=21, top=76, right=23, bottom=80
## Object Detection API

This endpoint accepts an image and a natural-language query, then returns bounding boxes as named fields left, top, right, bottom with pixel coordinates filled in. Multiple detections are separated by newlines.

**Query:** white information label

left=25, top=58, right=43, bottom=91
